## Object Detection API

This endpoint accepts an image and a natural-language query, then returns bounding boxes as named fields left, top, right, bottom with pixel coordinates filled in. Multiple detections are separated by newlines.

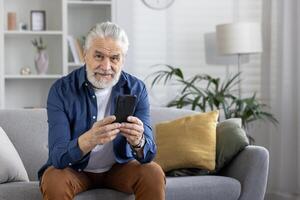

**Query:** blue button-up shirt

left=38, top=66, right=156, bottom=180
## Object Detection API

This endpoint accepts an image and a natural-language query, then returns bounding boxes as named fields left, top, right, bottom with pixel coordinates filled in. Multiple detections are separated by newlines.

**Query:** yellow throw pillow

left=154, top=110, right=219, bottom=172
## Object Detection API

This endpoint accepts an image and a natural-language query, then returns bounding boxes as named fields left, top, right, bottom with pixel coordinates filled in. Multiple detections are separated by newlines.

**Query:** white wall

left=116, top=1, right=278, bottom=197
left=115, top=0, right=267, bottom=153
left=116, top=0, right=263, bottom=107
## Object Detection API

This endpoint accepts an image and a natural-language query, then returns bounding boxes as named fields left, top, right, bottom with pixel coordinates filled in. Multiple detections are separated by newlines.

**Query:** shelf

left=1, top=0, right=113, bottom=109
left=67, top=2, right=111, bottom=37
left=4, top=31, right=63, bottom=36
left=5, top=75, right=62, bottom=79
left=68, top=62, right=84, bottom=67
left=68, top=1, right=111, bottom=5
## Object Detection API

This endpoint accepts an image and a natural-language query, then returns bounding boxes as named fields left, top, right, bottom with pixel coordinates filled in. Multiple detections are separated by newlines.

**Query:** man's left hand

left=119, top=116, right=144, bottom=147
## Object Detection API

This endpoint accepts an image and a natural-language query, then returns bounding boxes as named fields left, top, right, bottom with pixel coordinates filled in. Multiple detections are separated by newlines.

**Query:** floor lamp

left=215, top=22, right=262, bottom=98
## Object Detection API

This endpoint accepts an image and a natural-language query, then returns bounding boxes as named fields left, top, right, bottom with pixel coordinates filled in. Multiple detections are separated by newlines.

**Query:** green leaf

left=221, top=73, right=240, bottom=93
left=192, top=96, right=201, bottom=110
left=147, top=64, right=279, bottom=130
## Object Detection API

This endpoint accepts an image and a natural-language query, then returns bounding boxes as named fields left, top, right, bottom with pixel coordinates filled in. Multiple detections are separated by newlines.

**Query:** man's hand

left=119, top=116, right=144, bottom=147
left=78, top=115, right=121, bottom=156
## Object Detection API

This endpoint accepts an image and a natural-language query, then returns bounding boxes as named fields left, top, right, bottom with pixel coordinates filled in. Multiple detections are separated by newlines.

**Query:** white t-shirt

left=84, top=87, right=116, bottom=173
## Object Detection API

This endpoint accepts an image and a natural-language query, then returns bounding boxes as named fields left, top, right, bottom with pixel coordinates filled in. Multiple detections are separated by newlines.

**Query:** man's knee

left=139, top=162, right=165, bottom=185
left=40, top=167, right=77, bottom=199
left=42, top=167, right=73, bottom=187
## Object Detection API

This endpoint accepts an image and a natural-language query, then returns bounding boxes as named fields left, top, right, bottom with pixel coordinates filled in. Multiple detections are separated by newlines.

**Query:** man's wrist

left=78, top=131, right=95, bottom=155
left=131, top=134, right=145, bottom=149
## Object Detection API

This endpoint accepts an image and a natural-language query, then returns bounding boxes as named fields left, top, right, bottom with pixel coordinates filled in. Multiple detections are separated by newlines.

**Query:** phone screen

left=114, top=95, right=137, bottom=123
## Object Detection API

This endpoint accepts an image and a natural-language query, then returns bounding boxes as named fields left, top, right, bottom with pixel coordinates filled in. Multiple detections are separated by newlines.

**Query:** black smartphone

left=114, top=95, right=137, bottom=123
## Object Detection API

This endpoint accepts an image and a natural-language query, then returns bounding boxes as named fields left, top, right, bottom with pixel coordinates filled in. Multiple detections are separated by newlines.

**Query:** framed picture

left=30, top=10, right=46, bottom=31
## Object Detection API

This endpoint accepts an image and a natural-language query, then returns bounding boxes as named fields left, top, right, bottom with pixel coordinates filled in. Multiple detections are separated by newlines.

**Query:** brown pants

left=40, top=160, right=165, bottom=200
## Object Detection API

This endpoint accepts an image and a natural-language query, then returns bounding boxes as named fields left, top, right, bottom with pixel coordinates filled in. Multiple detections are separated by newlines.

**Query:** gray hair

left=84, top=21, right=129, bottom=54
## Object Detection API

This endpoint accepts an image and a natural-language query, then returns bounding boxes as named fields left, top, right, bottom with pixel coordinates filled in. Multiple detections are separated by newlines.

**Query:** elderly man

left=38, top=22, right=165, bottom=200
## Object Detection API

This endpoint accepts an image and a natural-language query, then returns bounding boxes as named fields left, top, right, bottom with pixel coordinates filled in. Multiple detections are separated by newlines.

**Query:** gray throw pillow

left=215, top=118, right=249, bottom=171
left=0, top=127, right=29, bottom=183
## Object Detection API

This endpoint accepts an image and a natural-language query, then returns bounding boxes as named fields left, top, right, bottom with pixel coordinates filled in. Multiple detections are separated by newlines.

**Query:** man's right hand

left=78, top=115, right=121, bottom=156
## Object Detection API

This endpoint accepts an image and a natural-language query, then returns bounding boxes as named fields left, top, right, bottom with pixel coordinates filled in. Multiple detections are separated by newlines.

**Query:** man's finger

left=119, top=128, right=139, bottom=136
left=97, top=129, right=119, bottom=144
left=119, top=131, right=142, bottom=146
left=120, top=123, right=143, bottom=133
left=95, top=122, right=121, bottom=134
left=127, top=116, right=143, bottom=126
left=119, top=131, right=136, bottom=141
left=101, top=128, right=120, bottom=138
left=93, top=115, right=116, bottom=127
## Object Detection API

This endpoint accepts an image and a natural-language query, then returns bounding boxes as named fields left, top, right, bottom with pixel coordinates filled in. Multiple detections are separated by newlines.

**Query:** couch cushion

left=0, top=181, right=134, bottom=200
left=166, top=176, right=241, bottom=200
left=0, top=107, right=200, bottom=181
left=0, top=127, right=29, bottom=183
left=0, top=182, right=42, bottom=200
left=0, top=176, right=240, bottom=200
left=0, top=107, right=197, bottom=181
left=150, top=107, right=198, bottom=136
left=162, top=118, right=249, bottom=176
left=0, top=109, right=48, bottom=181
left=216, top=118, right=249, bottom=171
left=74, top=189, right=134, bottom=200
left=154, top=111, right=219, bottom=172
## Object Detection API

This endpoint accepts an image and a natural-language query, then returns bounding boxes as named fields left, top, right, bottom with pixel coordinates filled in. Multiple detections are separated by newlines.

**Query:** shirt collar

left=78, top=65, right=87, bottom=88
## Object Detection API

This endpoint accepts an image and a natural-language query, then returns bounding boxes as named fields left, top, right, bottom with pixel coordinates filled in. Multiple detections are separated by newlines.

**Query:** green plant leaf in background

left=31, top=37, right=47, bottom=52
left=146, top=64, right=278, bottom=135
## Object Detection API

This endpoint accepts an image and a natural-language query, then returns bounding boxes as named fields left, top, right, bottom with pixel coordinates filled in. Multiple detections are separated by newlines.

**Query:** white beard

left=86, top=66, right=122, bottom=89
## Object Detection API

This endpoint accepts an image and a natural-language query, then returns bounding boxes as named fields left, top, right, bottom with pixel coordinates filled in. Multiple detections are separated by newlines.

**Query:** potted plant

left=147, top=64, right=278, bottom=141
left=31, top=37, right=48, bottom=74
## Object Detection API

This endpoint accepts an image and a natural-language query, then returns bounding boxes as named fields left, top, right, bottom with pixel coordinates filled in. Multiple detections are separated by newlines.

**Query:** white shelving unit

left=68, top=1, right=111, bottom=5
left=0, top=0, right=4, bottom=109
left=5, top=75, right=63, bottom=79
left=0, top=0, right=115, bottom=109
left=4, top=30, right=64, bottom=35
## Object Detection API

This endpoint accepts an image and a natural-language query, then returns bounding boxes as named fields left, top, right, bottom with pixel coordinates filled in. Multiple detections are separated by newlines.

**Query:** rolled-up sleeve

left=47, top=82, right=83, bottom=169
left=132, top=84, right=157, bottom=163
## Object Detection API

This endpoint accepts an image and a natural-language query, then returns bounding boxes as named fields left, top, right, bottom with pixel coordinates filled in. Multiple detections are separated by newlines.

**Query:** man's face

left=85, top=37, right=124, bottom=89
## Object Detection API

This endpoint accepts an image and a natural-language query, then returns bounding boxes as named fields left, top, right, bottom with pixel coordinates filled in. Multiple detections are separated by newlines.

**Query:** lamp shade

left=216, top=22, right=262, bottom=55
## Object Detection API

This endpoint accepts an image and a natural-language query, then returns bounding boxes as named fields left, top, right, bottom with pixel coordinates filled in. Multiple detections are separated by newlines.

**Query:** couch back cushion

left=150, top=107, right=198, bottom=136
left=0, top=109, right=48, bottom=181
left=0, top=107, right=197, bottom=181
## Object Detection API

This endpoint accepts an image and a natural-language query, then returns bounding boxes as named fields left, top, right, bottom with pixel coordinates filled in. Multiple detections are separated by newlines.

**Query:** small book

left=75, top=38, right=84, bottom=63
left=67, top=35, right=80, bottom=64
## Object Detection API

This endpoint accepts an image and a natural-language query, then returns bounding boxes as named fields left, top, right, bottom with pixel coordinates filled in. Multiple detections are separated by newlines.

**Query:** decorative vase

left=34, top=50, right=49, bottom=74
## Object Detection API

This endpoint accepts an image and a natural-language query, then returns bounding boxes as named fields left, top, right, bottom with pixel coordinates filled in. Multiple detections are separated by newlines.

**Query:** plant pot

left=34, top=50, right=49, bottom=74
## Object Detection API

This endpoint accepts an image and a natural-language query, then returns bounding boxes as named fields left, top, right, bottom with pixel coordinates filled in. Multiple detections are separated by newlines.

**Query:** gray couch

left=0, top=107, right=269, bottom=200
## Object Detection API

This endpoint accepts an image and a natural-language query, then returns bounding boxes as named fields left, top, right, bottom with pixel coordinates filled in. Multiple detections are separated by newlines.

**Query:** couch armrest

left=219, top=145, right=269, bottom=200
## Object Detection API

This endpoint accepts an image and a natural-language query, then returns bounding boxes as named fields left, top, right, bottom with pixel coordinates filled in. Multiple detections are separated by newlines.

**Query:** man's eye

left=111, top=56, right=120, bottom=62
left=95, top=54, right=103, bottom=59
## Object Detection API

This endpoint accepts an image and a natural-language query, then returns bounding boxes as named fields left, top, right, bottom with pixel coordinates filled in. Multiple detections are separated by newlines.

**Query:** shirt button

left=68, top=163, right=72, bottom=166
left=92, top=95, right=96, bottom=98
left=85, top=83, right=88, bottom=86
left=78, top=169, right=82, bottom=172
left=93, top=116, right=96, bottom=119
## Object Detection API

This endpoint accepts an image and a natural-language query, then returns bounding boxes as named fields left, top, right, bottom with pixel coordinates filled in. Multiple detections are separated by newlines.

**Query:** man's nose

left=101, top=57, right=111, bottom=70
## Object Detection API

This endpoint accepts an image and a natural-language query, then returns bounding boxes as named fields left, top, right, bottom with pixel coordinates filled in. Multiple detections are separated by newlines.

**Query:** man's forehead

left=91, top=38, right=122, bottom=54
left=94, top=49, right=121, bottom=56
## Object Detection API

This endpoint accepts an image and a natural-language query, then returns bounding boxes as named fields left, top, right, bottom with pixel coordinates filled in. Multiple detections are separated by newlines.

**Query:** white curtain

left=263, top=0, right=300, bottom=199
